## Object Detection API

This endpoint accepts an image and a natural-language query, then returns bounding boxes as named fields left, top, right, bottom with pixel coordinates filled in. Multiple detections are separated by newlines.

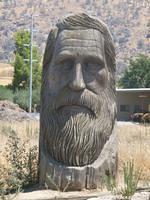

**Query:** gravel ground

left=88, top=191, right=150, bottom=200
left=6, top=190, right=150, bottom=200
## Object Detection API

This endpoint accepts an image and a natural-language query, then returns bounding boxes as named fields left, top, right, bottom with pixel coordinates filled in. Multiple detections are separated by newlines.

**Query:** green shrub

left=0, top=85, right=40, bottom=112
left=0, top=86, right=14, bottom=102
left=13, top=89, right=29, bottom=111
left=32, top=87, right=41, bottom=111
left=13, top=88, right=40, bottom=111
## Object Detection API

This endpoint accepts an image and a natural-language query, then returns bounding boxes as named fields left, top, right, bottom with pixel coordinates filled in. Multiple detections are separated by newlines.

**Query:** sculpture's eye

left=84, top=59, right=103, bottom=73
left=58, top=58, right=74, bottom=71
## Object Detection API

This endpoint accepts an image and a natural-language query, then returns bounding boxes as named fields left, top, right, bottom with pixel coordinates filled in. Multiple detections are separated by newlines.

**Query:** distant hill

left=0, top=0, right=149, bottom=78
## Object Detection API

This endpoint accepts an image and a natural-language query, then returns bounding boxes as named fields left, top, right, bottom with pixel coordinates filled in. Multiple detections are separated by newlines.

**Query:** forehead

left=54, top=29, right=105, bottom=59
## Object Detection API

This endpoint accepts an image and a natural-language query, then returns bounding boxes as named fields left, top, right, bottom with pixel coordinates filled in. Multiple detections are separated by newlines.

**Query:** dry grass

left=0, top=63, right=13, bottom=74
left=117, top=123, right=150, bottom=185
left=0, top=77, right=13, bottom=86
left=0, top=120, right=39, bottom=166
left=0, top=120, right=150, bottom=186
left=0, top=70, right=13, bottom=77
left=0, top=63, right=14, bottom=86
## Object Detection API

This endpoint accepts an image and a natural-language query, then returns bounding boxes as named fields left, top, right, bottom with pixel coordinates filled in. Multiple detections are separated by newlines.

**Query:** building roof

left=116, top=88, right=150, bottom=92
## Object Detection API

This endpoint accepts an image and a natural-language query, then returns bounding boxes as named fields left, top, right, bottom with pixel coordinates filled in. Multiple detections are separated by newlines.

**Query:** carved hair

left=43, top=13, right=115, bottom=73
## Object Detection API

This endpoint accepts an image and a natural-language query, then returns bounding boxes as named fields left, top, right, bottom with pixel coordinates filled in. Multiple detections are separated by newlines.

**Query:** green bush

left=13, top=89, right=29, bottom=111
left=0, top=86, right=14, bottom=102
left=32, top=87, right=41, bottom=111
left=0, top=85, right=40, bottom=112
left=13, top=88, right=40, bottom=111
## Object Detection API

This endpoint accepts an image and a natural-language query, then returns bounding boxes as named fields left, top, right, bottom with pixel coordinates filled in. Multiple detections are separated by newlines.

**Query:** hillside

left=0, top=0, right=149, bottom=78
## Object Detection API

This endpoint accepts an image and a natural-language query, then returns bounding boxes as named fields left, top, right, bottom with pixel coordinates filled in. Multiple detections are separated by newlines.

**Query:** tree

left=12, top=30, right=42, bottom=90
left=118, top=54, right=150, bottom=88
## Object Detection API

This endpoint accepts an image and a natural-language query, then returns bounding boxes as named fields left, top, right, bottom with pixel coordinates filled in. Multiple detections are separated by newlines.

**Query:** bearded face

left=41, top=29, right=116, bottom=167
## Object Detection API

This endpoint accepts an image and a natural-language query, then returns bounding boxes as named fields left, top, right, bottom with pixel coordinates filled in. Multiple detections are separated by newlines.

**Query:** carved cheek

left=51, top=66, right=71, bottom=91
left=85, top=69, right=107, bottom=93
left=47, top=66, right=61, bottom=90
left=96, top=68, right=108, bottom=88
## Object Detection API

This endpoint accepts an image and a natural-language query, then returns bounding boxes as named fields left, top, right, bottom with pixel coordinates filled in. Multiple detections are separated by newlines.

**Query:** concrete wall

left=117, top=91, right=150, bottom=121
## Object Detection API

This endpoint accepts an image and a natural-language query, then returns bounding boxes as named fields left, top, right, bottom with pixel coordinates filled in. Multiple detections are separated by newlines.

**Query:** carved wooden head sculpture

left=40, top=13, right=116, bottom=189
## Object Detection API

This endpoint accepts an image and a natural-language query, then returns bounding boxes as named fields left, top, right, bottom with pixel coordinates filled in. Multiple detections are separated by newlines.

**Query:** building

left=117, top=88, right=150, bottom=121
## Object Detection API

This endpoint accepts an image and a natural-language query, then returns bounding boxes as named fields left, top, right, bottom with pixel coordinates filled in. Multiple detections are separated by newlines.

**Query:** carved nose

left=69, top=62, right=85, bottom=91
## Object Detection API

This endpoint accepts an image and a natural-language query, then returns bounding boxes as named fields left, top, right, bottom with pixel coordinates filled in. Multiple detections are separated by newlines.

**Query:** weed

left=104, top=174, right=117, bottom=194
left=104, top=161, right=142, bottom=200
left=46, top=169, right=71, bottom=192
left=119, top=161, right=142, bottom=199
left=0, top=130, right=38, bottom=197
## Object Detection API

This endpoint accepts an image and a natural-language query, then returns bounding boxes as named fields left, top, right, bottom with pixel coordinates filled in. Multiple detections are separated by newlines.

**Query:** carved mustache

left=53, top=89, right=101, bottom=118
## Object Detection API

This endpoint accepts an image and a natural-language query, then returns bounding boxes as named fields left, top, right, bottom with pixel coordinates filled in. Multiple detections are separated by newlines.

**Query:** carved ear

left=43, top=28, right=58, bottom=69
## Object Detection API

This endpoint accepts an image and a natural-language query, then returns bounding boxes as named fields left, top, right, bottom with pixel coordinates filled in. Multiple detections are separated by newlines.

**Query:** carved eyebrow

left=55, top=53, right=75, bottom=63
left=54, top=51, right=105, bottom=66
left=83, top=55, right=105, bottom=66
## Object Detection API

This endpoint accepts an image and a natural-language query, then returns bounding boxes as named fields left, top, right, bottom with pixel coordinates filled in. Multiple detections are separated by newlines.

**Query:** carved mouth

left=57, top=105, right=96, bottom=118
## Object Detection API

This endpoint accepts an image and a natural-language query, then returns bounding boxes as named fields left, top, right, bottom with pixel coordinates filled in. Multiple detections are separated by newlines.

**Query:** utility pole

left=23, top=14, right=38, bottom=113
left=29, top=14, right=33, bottom=113
left=24, top=14, right=38, bottom=113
